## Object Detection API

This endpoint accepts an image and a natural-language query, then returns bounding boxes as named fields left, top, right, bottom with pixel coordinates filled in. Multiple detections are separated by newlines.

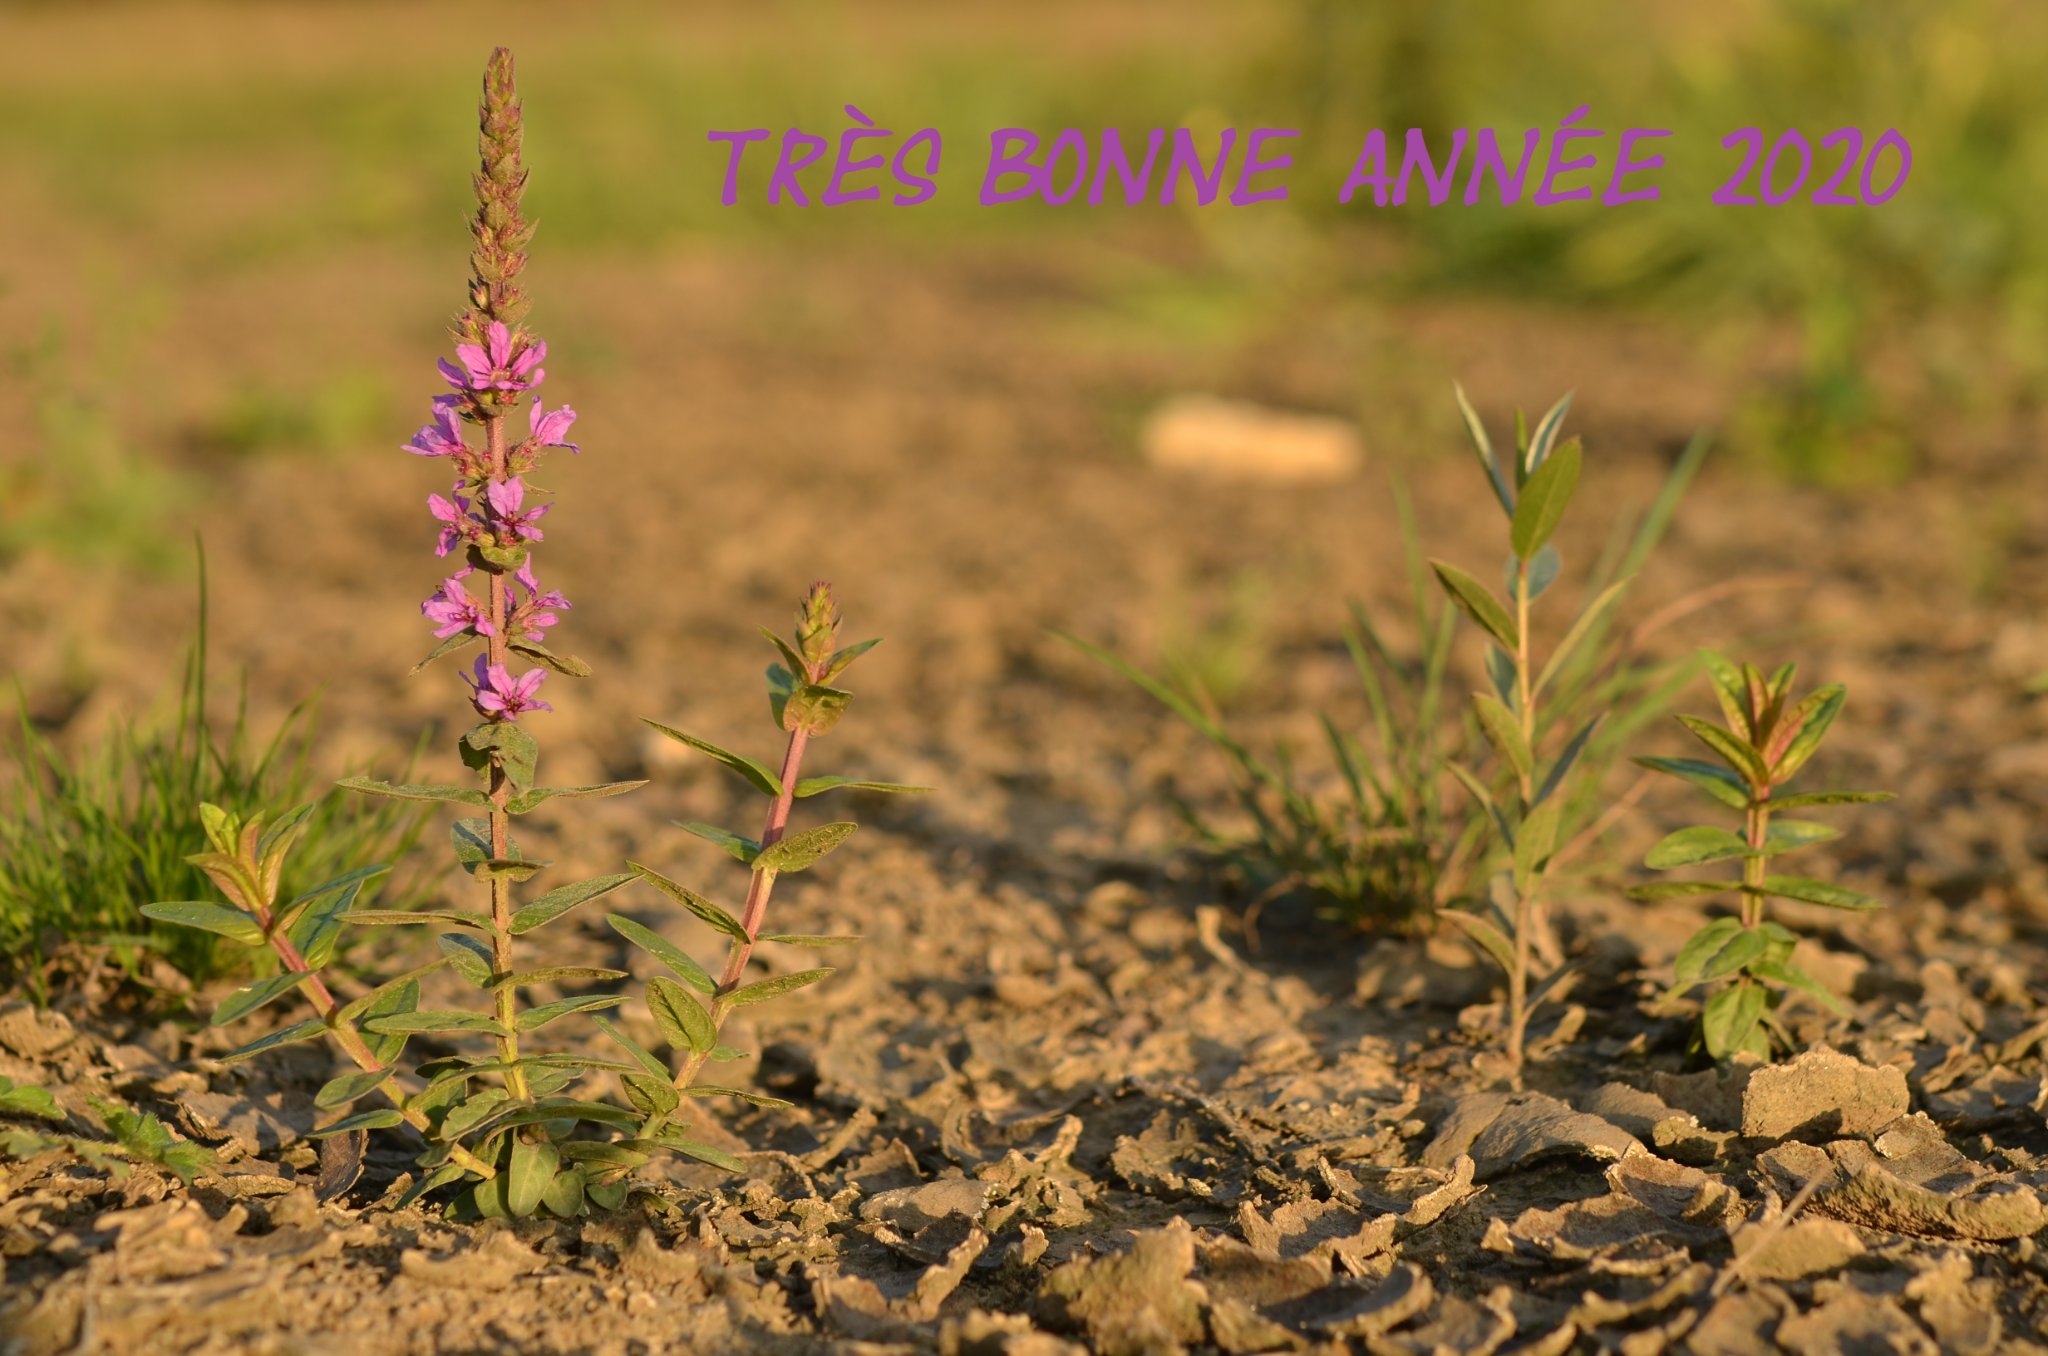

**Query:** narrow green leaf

left=1627, top=880, right=1738, bottom=902
left=362, top=1010, right=510, bottom=1037
left=1523, top=391, right=1574, bottom=477
left=592, top=1015, right=671, bottom=1079
left=629, top=1133, right=746, bottom=1173
left=622, top=1073, right=681, bottom=1120
left=218, top=1017, right=326, bottom=1064
left=1645, top=826, right=1754, bottom=870
left=1676, top=715, right=1767, bottom=784
left=507, top=1138, right=559, bottom=1218
left=1700, top=651, right=1753, bottom=740
left=1472, top=695, right=1532, bottom=784
left=1767, top=790, right=1894, bottom=809
left=675, top=822, right=761, bottom=865
left=518, top=995, right=628, bottom=1032
left=1701, top=981, right=1767, bottom=1060
left=1533, top=714, right=1602, bottom=807
left=213, top=971, right=310, bottom=1027
left=1452, top=381, right=1514, bottom=515
left=1698, top=927, right=1769, bottom=981
left=335, top=778, right=490, bottom=807
left=607, top=915, right=717, bottom=993
left=409, top=631, right=483, bottom=675
left=1513, top=796, right=1563, bottom=889
left=496, top=966, right=629, bottom=989
left=1429, top=560, right=1517, bottom=652
left=439, top=934, right=495, bottom=987
left=346, top=908, right=492, bottom=929
left=1770, top=685, right=1845, bottom=781
left=315, top=1067, right=396, bottom=1110
left=509, top=637, right=592, bottom=677
left=641, top=720, right=783, bottom=797
left=1763, top=821, right=1841, bottom=854
left=683, top=1086, right=795, bottom=1109
left=1675, top=919, right=1744, bottom=985
left=792, top=776, right=934, bottom=798
left=505, top=781, right=648, bottom=814
left=726, top=967, right=834, bottom=1006
left=1509, top=437, right=1581, bottom=559
left=1751, top=958, right=1850, bottom=1016
left=510, top=872, right=636, bottom=935
left=628, top=862, right=748, bottom=940
left=274, top=864, right=390, bottom=932
left=647, top=976, right=716, bottom=1054
left=0, top=1078, right=62, bottom=1120
left=141, top=900, right=262, bottom=945
left=461, top=722, right=539, bottom=796
left=1438, top=908, right=1514, bottom=974
left=1446, top=762, right=1513, bottom=847
left=1754, top=876, right=1882, bottom=911
left=1634, top=756, right=1749, bottom=810
left=822, top=637, right=881, bottom=683
left=309, top=1108, right=403, bottom=1138
left=761, top=934, right=862, bottom=949
left=753, top=822, right=856, bottom=875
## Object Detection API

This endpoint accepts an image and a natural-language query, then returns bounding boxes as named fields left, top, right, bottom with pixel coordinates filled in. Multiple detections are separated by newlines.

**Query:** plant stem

left=480, top=411, right=527, bottom=1099
left=1742, top=790, right=1772, bottom=930
left=670, top=723, right=812, bottom=1097
left=1506, top=557, right=1535, bottom=1087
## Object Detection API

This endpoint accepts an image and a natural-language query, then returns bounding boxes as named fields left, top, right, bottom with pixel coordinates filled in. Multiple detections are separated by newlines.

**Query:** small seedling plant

left=1632, top=655, right=1892, bottom=1059
left=605, top=583, right=923, bottom=1146
left=1431, top=389, right=1638, bottom=1086
left=141, top=49, right=902, bottom=1219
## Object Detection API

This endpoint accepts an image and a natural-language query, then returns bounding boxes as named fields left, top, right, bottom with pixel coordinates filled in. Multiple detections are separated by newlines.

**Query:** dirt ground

left=7, top=225, right=2048, bottom=1355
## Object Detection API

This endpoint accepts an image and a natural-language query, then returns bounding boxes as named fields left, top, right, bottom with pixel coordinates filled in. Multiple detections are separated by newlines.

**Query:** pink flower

left=404, top=397, right=471, bottom=458
left=439, top=320, right=547, bottom=393
left=528, top=398, right=579, bottom=454
left=428, top=492, right=475, bottom=557
left=464, top=658, right=552, bottom=719
left=485, top=477, right=549, bottom=543
left=510, top=560, right=570, bottom=640
left=421, top=571, right=495, bottom=638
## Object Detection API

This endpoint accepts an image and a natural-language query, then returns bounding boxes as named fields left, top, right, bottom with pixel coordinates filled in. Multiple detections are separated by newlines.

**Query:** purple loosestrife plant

left=598, top=585, right=925, bottom=1155
left=1632, top=656, right=1893, bottom=1059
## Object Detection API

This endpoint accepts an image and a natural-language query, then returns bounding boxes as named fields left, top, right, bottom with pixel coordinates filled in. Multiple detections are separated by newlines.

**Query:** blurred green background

left=0, top=0, right=2037, bottom=560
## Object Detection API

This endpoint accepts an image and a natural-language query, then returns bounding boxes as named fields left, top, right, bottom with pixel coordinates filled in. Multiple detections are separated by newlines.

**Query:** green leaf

left=1513, top=795, right=1563, bottom=890
left=822, top=637, right=881, bottom=683
left=560, top=1139, right=654, bottom=1174
left=495, top=966, right=629, bottom=989
left=141, top=900, right=263, bottom=945
left=315, top=1067, right=396, bottom=1110
left=590, top=1015, right=670, bottom=1079
left=218, top=1017, right=326, bottom=1064
left=438, top=934, right=496, bottom=987
left=783, top=682, right=853, bottom=735
left=507, top=1138, right=559, bottom=1218
left=362, top=1010, right=510, bottom=1037
left=1701, top=982, right=1767, bottom=1060
left=761, top=934, right=862, bottom=949
left=461, top=722, right=539, bottom=796
left=1452, top=381, right=1513, bottom=515
left=1700, top=651, right=1752, bottom=740
left=1509, top=436, right=1580, bottom=559
left=683, top=1086, right=794, bottom=1109
left=347, top=908, right=492, bottom=929
left=607, top=915, right=717, bottom=993
left=628, top=1133, right=746, bottom=1173
left=1533, top=714, right=1602, bottom=807
left=541, top=1164, right=587, bottom=1218
left=1472, top=695, right=1532, bottom=784
left=642, top=721, right=783, bottom=797
left=726, top=967, right=834, bottom=1007
left=708, top=1045, right=749, bottom=1062
left=510, top=637, right=593, bottom=677
left=1763, top=821, right=1841, bottom=854
left=287, top=880, right=361, bottom=971
left=1767, top=790, right=1895, bottom=809
left=1429, top=560, right=1517, bottom=652
left=1634, top=756, right=1749, bottom=810
left=274, top=864, right=390, bottom=932
left=1531, top=576, right=1634, bottom=697
left=1676, top=715, right=1766, bottom=785
left=622, top=1073, right=681, bottom=1121
left=628, top=862, right=749, bottom=940
left=792, top=776, right=933, bottom=798
left=1697, top=926, right=1769, bottom=982
left=1754, top=876, right=1883, bottom=911
left=335, top=778, right=490, bottom=807
left=1751, top=958, right=1850, bottom=1017
left=337, top=973, right=424, bottom=1032
left=1770, top=685, right=1846, bottom=781
left=0, top=1077, right=62, bottom=1121
left=647, top=977, right=716, bottom=1054
left=510, top=872, right=636, bottom=935
left=1509, top=543, right=1561, bottom=602
left=518, top=995, right=628, bottom=1032
left=1627, top=880, right=1738, bottom=902
left=1438, top=907, right=1513, bottom=974
left=753, top=823, right=856, bottom=875
left=308, top=1107, right=403, bottom=1138
left=1645, top=826, right=1755, bottom=870
left=1446, top=762, right=1513, bottom=847
left=213, top=971, right=310, bottom=1027
left=675, top=822, right=761, bottom=864
left=409, top=631, right=483, bottom=675
left=1678, top=919, right=1744, bottom=982
left=1523, top=391, right=1574, bottom=478
left=505, top=781, right=648, bottom=814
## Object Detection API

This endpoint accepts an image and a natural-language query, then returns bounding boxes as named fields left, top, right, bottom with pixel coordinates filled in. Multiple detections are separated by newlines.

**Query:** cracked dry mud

left=6, top=242, right=2048, bottom=1353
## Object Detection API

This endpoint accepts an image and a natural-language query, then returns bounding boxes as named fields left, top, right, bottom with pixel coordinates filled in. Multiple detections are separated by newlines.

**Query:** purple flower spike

left=428, top=492, right=475, bottom=557
left=511, top=559, right=571, bottom=640
left=422, top=571, right=495, bottom=638
left=464, top=657, right=552, bottom=719
left=441, top=320, right=547, bottom=393
left=528, top=398, right=580, bottom=453
left=485, top=476, right=549, bottom=542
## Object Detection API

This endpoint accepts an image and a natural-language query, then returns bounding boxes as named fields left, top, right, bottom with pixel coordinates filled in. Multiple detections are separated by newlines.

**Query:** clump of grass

left=0, top=557, right=432, bottom=994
